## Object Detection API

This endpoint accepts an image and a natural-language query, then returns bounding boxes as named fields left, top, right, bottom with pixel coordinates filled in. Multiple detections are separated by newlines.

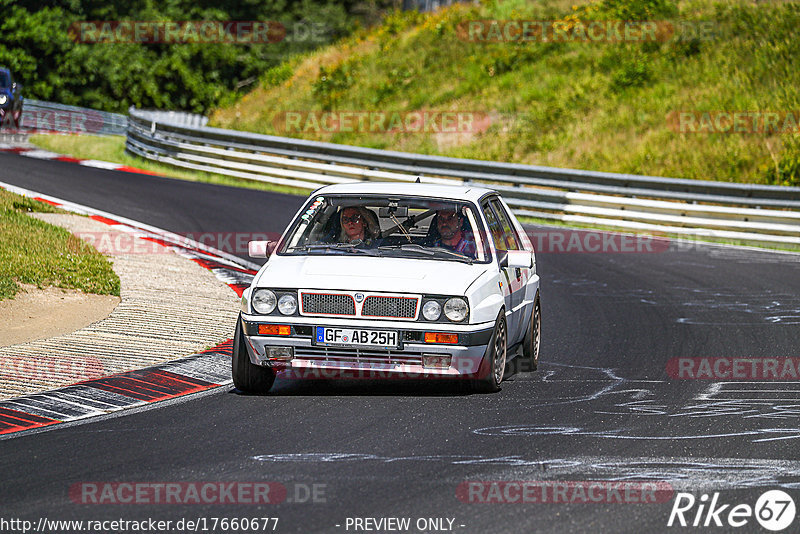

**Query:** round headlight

left=252, top=289, right=277, bottom=314
left=422, top=300, right=441, bottom=321
left=278, top=294, right=298, bottom=315
left=444, top=297, right=468, bottom=322
left=0, top=95, right=7, bottom=105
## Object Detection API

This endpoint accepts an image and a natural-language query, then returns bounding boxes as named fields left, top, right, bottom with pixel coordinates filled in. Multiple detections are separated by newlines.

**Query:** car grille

left=298, top=291, right=420, bottom=319
left=294, top=346, right=424, bottom=366
left=361, top=296, right=418, bottom=319
left=301, top=293, right=355, bottom=316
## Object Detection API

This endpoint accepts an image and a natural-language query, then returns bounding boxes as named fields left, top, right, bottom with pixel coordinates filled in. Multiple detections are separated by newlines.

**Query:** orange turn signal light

left=258, top=324, right=291, bottom=336
left=424, top=332, right=458, bottom=344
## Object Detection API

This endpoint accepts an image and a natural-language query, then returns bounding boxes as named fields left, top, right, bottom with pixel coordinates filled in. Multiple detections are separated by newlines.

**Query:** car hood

left=253, top=255, right=486, bottom=295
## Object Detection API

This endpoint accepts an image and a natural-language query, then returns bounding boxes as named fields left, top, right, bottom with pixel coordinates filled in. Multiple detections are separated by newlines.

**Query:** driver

left=338, top=206, right=378, bottom=245
left=432, top=208, right=476, bottom=258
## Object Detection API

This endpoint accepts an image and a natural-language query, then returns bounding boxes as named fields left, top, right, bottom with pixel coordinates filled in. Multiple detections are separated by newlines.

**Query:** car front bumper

left=239, top=314, right=494, bottom=379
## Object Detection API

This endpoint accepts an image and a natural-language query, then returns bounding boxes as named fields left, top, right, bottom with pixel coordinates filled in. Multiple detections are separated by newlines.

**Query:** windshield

left=0, top=72, right=9, bottom=88
left=279, top=194, right=490, bottom=263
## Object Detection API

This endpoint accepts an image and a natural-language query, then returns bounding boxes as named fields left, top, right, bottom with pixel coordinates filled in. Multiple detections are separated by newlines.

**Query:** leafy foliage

left=0, top=0, right=384, bottom=113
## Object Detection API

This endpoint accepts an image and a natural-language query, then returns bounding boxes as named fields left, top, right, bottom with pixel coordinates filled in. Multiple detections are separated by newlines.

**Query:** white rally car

left=233, top=182, right=541, bottom=393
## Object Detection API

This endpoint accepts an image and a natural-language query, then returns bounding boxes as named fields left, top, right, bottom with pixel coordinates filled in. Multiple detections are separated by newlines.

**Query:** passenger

left=338, top=206, right=379, bottom=245
left=432, top=208, right=476, bottom=258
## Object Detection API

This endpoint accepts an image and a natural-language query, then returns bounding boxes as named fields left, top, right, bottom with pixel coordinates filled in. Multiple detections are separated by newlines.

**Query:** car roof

left=313, top=182, right=496, bottom=203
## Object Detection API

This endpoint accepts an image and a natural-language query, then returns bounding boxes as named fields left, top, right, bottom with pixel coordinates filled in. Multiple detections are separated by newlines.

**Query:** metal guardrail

left=20, top=99, right=128, bottom=136
left=126, top=106, right=800, bottom=247
left=402, top=0, right=471, bottom=13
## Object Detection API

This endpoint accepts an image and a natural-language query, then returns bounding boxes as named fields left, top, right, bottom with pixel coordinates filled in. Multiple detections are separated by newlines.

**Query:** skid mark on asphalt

left=674, top=287, right=800, bottom=324
left=600, top=380, right=800, bottom=421
left=551, top=274, right=800, bottom=324
left=512, top=362, right=628, bottom=407
left=504, top=363, right=800, bottom=443
left=251, top=454, right=800, bottom=490
left=473, top=425, right=800, bottom=442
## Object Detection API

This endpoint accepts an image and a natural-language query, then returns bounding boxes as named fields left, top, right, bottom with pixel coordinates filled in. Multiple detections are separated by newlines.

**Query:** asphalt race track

left=2, top=151, right=800, bottom=533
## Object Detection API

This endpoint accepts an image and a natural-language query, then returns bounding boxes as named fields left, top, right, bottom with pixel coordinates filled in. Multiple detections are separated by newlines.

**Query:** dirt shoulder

left=0, top=284, right=119, bottom=347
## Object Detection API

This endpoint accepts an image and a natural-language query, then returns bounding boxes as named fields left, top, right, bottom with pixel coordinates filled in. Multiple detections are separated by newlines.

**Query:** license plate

left=315, top=327, right=399, bottom=348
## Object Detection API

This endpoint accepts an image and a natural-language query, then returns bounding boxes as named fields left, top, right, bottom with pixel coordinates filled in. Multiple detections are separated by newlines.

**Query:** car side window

left=481, top=201, right=507, bottom=252
left=487, top=198, right=521, bottom=251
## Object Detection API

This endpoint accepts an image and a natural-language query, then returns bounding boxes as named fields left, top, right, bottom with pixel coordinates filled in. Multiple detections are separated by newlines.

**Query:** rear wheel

left=474, top=312, right=507, bottom=393
left=523, top=296, right=541, bottom=371
left=232, top=316, right=275, bottom=394
left=11, top=106, right=22, bottom=129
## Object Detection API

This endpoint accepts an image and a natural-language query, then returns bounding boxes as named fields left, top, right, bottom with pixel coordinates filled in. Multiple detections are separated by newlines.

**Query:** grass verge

left=27, top=134, right=309, bottom=197
left=0, top=189, right=120, bottom=301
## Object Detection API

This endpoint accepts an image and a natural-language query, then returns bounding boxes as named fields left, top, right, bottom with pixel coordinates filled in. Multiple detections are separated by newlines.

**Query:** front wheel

left=232, top=316, right=275, bottom=394
left=523, top=296, right=541, bottom=371
left=11, top=106, right=22, bottom=129
left=473, top=312, right=507, bottom=393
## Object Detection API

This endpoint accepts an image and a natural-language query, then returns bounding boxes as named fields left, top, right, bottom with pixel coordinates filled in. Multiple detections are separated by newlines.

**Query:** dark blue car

left=0, top=68, right=23, bottom=128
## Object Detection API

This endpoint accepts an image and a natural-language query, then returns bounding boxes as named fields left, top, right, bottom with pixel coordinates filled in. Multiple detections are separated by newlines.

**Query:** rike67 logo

left=668, top=490, right=796, bottom=531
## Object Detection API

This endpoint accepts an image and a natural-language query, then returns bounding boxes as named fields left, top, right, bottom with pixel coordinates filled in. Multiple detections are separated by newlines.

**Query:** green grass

left=210, top=0, right=800, bottom=187
left=0, top=189, right=121, bottom=301
left=27, top=134, right=309, bottom=197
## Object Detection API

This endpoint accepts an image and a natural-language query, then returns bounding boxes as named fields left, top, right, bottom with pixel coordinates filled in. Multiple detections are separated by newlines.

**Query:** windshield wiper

left=378, top=243, right=435, bottom=255
left=429, top=246, right=474, bottom=264
left=378, top=244, right=473, bottom=263
left=292, top=243, right=380, bottom=256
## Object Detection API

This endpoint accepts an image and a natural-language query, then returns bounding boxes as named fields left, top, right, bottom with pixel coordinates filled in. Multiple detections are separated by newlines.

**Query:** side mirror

left=248, top=240, right=277, bottom=258
left=500, top=250, right=533, bottom=269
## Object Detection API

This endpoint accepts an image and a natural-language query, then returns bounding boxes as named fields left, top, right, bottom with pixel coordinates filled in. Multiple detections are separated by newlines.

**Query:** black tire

left=473, top=312, right=507, bottom=393
left=231, top=316, right=276, bottom=394
left=522, top=295, right=541, bottom=371
left=12, top=106, right=22, bottom=129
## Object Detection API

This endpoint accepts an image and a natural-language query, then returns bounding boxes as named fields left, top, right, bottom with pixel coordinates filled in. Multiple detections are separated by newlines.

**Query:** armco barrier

left=126, top=107, right=800, bottom=247
left=21, top=99, right=128, bottom=136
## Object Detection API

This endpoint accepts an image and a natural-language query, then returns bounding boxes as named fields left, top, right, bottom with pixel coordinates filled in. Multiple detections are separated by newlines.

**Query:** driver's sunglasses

left=342, top=214, right=363, bottom=224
